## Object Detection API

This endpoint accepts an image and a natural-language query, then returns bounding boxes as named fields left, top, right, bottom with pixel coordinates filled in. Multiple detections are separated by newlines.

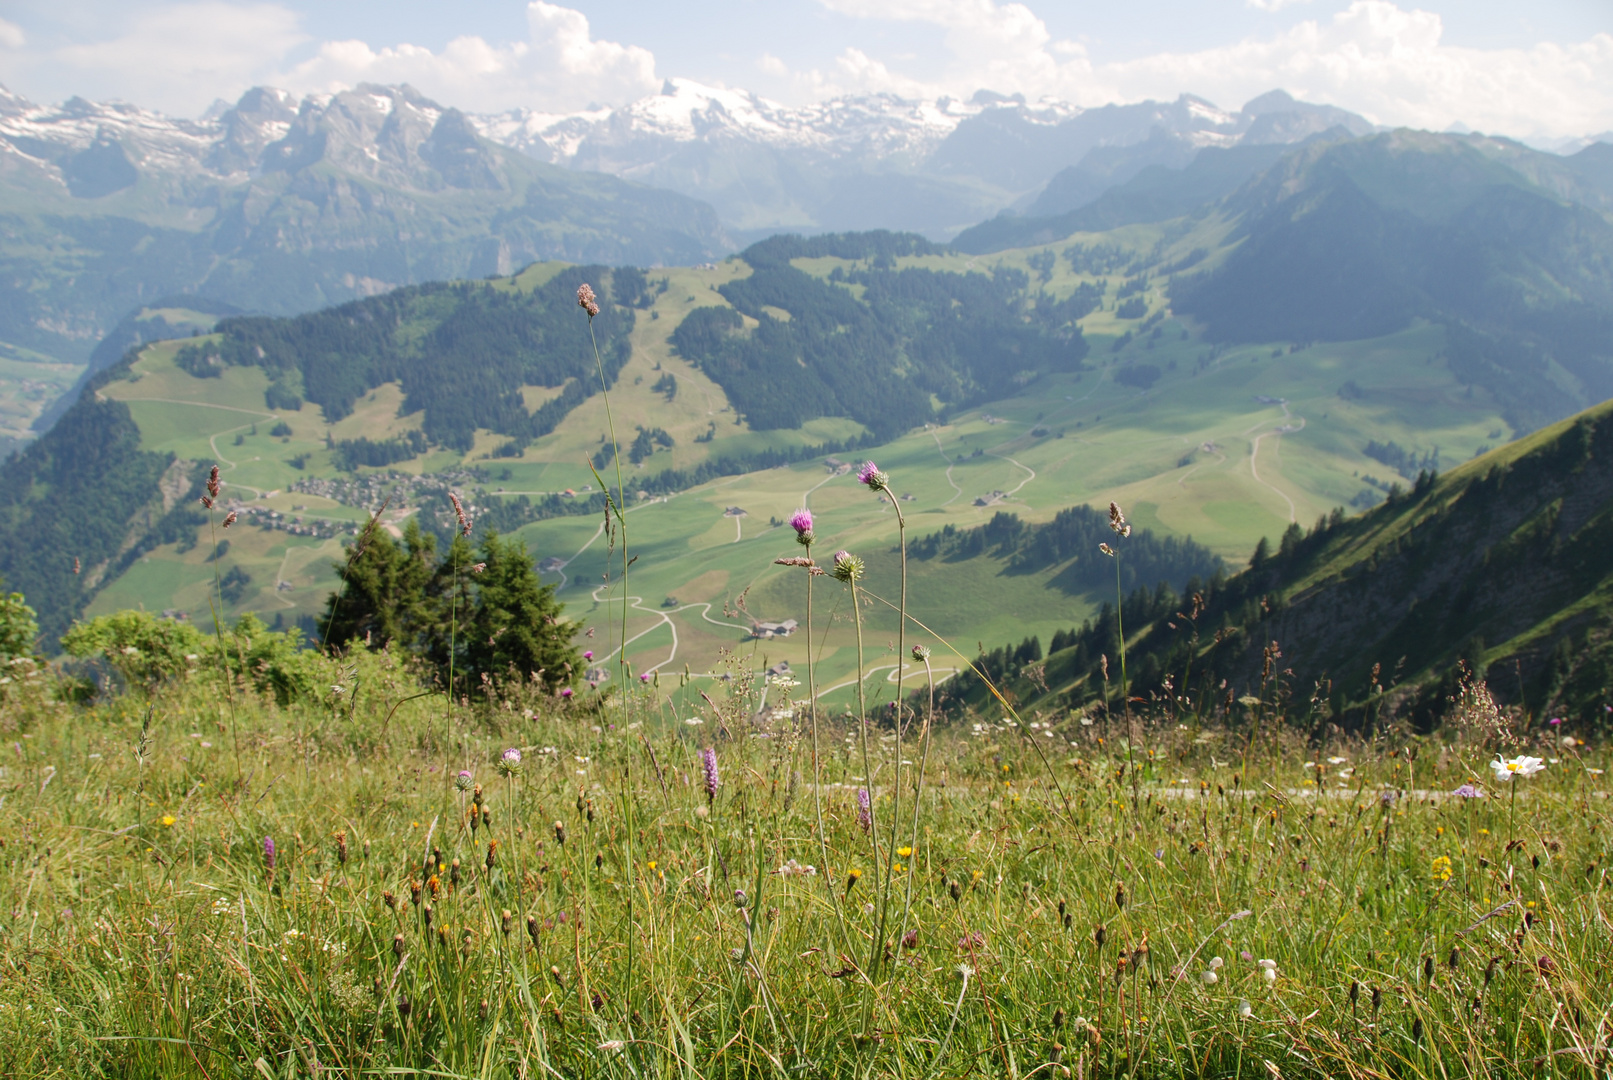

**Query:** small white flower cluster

left=1200, top=955, right=1224, bottom=984
left=210, top=898, right=234, bottom=917
left=777, top=859, right=818, bottom=877
left=1258, top=958, right=1279, bottom=984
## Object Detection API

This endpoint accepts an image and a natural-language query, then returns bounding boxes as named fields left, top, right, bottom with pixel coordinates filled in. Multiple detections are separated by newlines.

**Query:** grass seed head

left=577, top=283, right=600, bottom=318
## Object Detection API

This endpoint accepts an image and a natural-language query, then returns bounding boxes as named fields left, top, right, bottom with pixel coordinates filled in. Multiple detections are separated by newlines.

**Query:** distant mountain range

left=2, top=75, right=1609, bottom=453
left=473, top=80, right=1380, bottom=241
left=0, top=81, right=728, bottom=441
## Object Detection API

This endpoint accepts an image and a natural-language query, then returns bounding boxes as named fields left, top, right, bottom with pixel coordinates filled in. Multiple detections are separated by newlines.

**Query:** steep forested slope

left=945, top=399, right=1613, bottom=727
left=671, top=232, right=1092, bottom=436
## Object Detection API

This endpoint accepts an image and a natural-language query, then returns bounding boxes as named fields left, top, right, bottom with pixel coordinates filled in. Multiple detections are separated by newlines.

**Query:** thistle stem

left=805, top=547, right=850, bottom=956
left=872, top=488, right=906, bottom=986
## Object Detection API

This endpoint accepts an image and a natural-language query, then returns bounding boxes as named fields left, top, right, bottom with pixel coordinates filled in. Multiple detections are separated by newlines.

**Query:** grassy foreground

left=0, top=647, right=1608, bottom=1079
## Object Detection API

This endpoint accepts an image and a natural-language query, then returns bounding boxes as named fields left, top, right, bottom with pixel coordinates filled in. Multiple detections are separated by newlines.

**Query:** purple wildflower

left=857, top=461, right=889, bottom=491
left=560, top=687, right=574, bottom=698
left=788, top=508, right=814, bottom=540
left=1452, top=783, right=1484, bottom=798
left=454, top=770, right=473, bottom=791
left=263, top=836, right=276, bottom=872
left=1548, top=716, right=1563, bottom=725
left=498, top=747, right=522, bottom=777
left=831, top=549, right=864, bottom=583
left=702, top=747, right=720, bottom=802
left=857, top=787, right=872, bottom=832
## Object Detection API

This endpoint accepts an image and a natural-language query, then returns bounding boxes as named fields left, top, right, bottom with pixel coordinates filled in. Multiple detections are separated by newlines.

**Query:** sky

left=0, top=0, right=1609, bottom=140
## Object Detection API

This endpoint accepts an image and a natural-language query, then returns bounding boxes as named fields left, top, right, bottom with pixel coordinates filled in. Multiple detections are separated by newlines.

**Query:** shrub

left=0, top=592, right=39, bottom=659
left=61, top=610, right=205, bottom=687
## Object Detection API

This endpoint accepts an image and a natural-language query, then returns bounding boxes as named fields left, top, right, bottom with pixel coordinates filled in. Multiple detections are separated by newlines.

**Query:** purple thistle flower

left=1452, top=783, right=1484, bottom=798
left=857, top=787, right=872, bottom=832
left=702, top=747, right=720, bottom=802
left=263, top=836, right=276, bottom=872
left=789, top=508, right=814, bottom=538
left=454, top=770, right=473, bottom=791
left=560, top=686, right=574, bottom=698
left=498, top=747, right=522, bottom=777
left=857, top=461, right=889, bottom=491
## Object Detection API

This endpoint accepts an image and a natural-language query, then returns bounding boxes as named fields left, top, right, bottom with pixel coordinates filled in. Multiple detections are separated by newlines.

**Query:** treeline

left=1363, top=439, right=1439, bottom=480
left=183, top=267, right=635, bottom=452
left=332, top=431, right=430, bottom=470
left=912, top=508, right=1223, bottom=596
left=671, top=232, right=1090, bottom=438
left=321, top=522, right=580, bottom=695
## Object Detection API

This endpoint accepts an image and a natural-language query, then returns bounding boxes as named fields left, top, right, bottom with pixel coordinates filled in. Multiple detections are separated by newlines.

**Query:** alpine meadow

left=0, top=14, right=1612, bottom=1079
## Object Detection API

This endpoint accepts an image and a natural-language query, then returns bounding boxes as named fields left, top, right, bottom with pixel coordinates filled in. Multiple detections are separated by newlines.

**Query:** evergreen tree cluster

left=671, top=232, right=1090, bottom=438
left=180, top=266, right=635, bottom=452
left=332, top=431, right=431, bottom=471
left=911, top=508, right=1222, bottom=596
left=320, top=522, right=580, bottom=696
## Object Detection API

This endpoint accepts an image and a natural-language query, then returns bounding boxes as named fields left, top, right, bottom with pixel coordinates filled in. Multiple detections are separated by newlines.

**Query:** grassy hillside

left=5, top=214, right=1525, bottom=708
left=944, top=396, right=1613, bottom=727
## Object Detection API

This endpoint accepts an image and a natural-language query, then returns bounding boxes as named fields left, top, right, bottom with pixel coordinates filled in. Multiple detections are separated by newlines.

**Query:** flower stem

left=587, top=317, right=629, bottom=722
left=896, top=655, right=936, bottom=954
left=872, top=489, right=907, bottom=986
left=1115, top=549, right=1138, bottom=814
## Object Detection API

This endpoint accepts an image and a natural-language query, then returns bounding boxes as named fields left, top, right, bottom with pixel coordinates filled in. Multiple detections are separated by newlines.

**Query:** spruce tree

left=462, top=531, right=579, bottom=692
left=320, top=520, right=436, bottom=650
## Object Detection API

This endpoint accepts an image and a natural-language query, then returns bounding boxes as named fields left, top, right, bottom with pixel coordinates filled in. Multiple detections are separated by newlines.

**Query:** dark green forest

left=0, top=384, right=195, bottom=644
left=671, top=232, right=1091, bottom=436
left=176, top=267, right=636, bottom=453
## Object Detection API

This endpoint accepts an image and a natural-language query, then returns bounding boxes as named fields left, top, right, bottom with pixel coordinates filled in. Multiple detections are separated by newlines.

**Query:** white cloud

left=272, top=1, right=659, bottom=113
left=806, top=0, right=1613, bottom=138
left=1246, top=0, right=1313, bottom=12
left=1100, top=2, right=1613, bottom=138
left=0, top=1, right=656, bottom=116
left=3, top=2, right=304, bottom=113
left=0, top=18, right=26, bottom=50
